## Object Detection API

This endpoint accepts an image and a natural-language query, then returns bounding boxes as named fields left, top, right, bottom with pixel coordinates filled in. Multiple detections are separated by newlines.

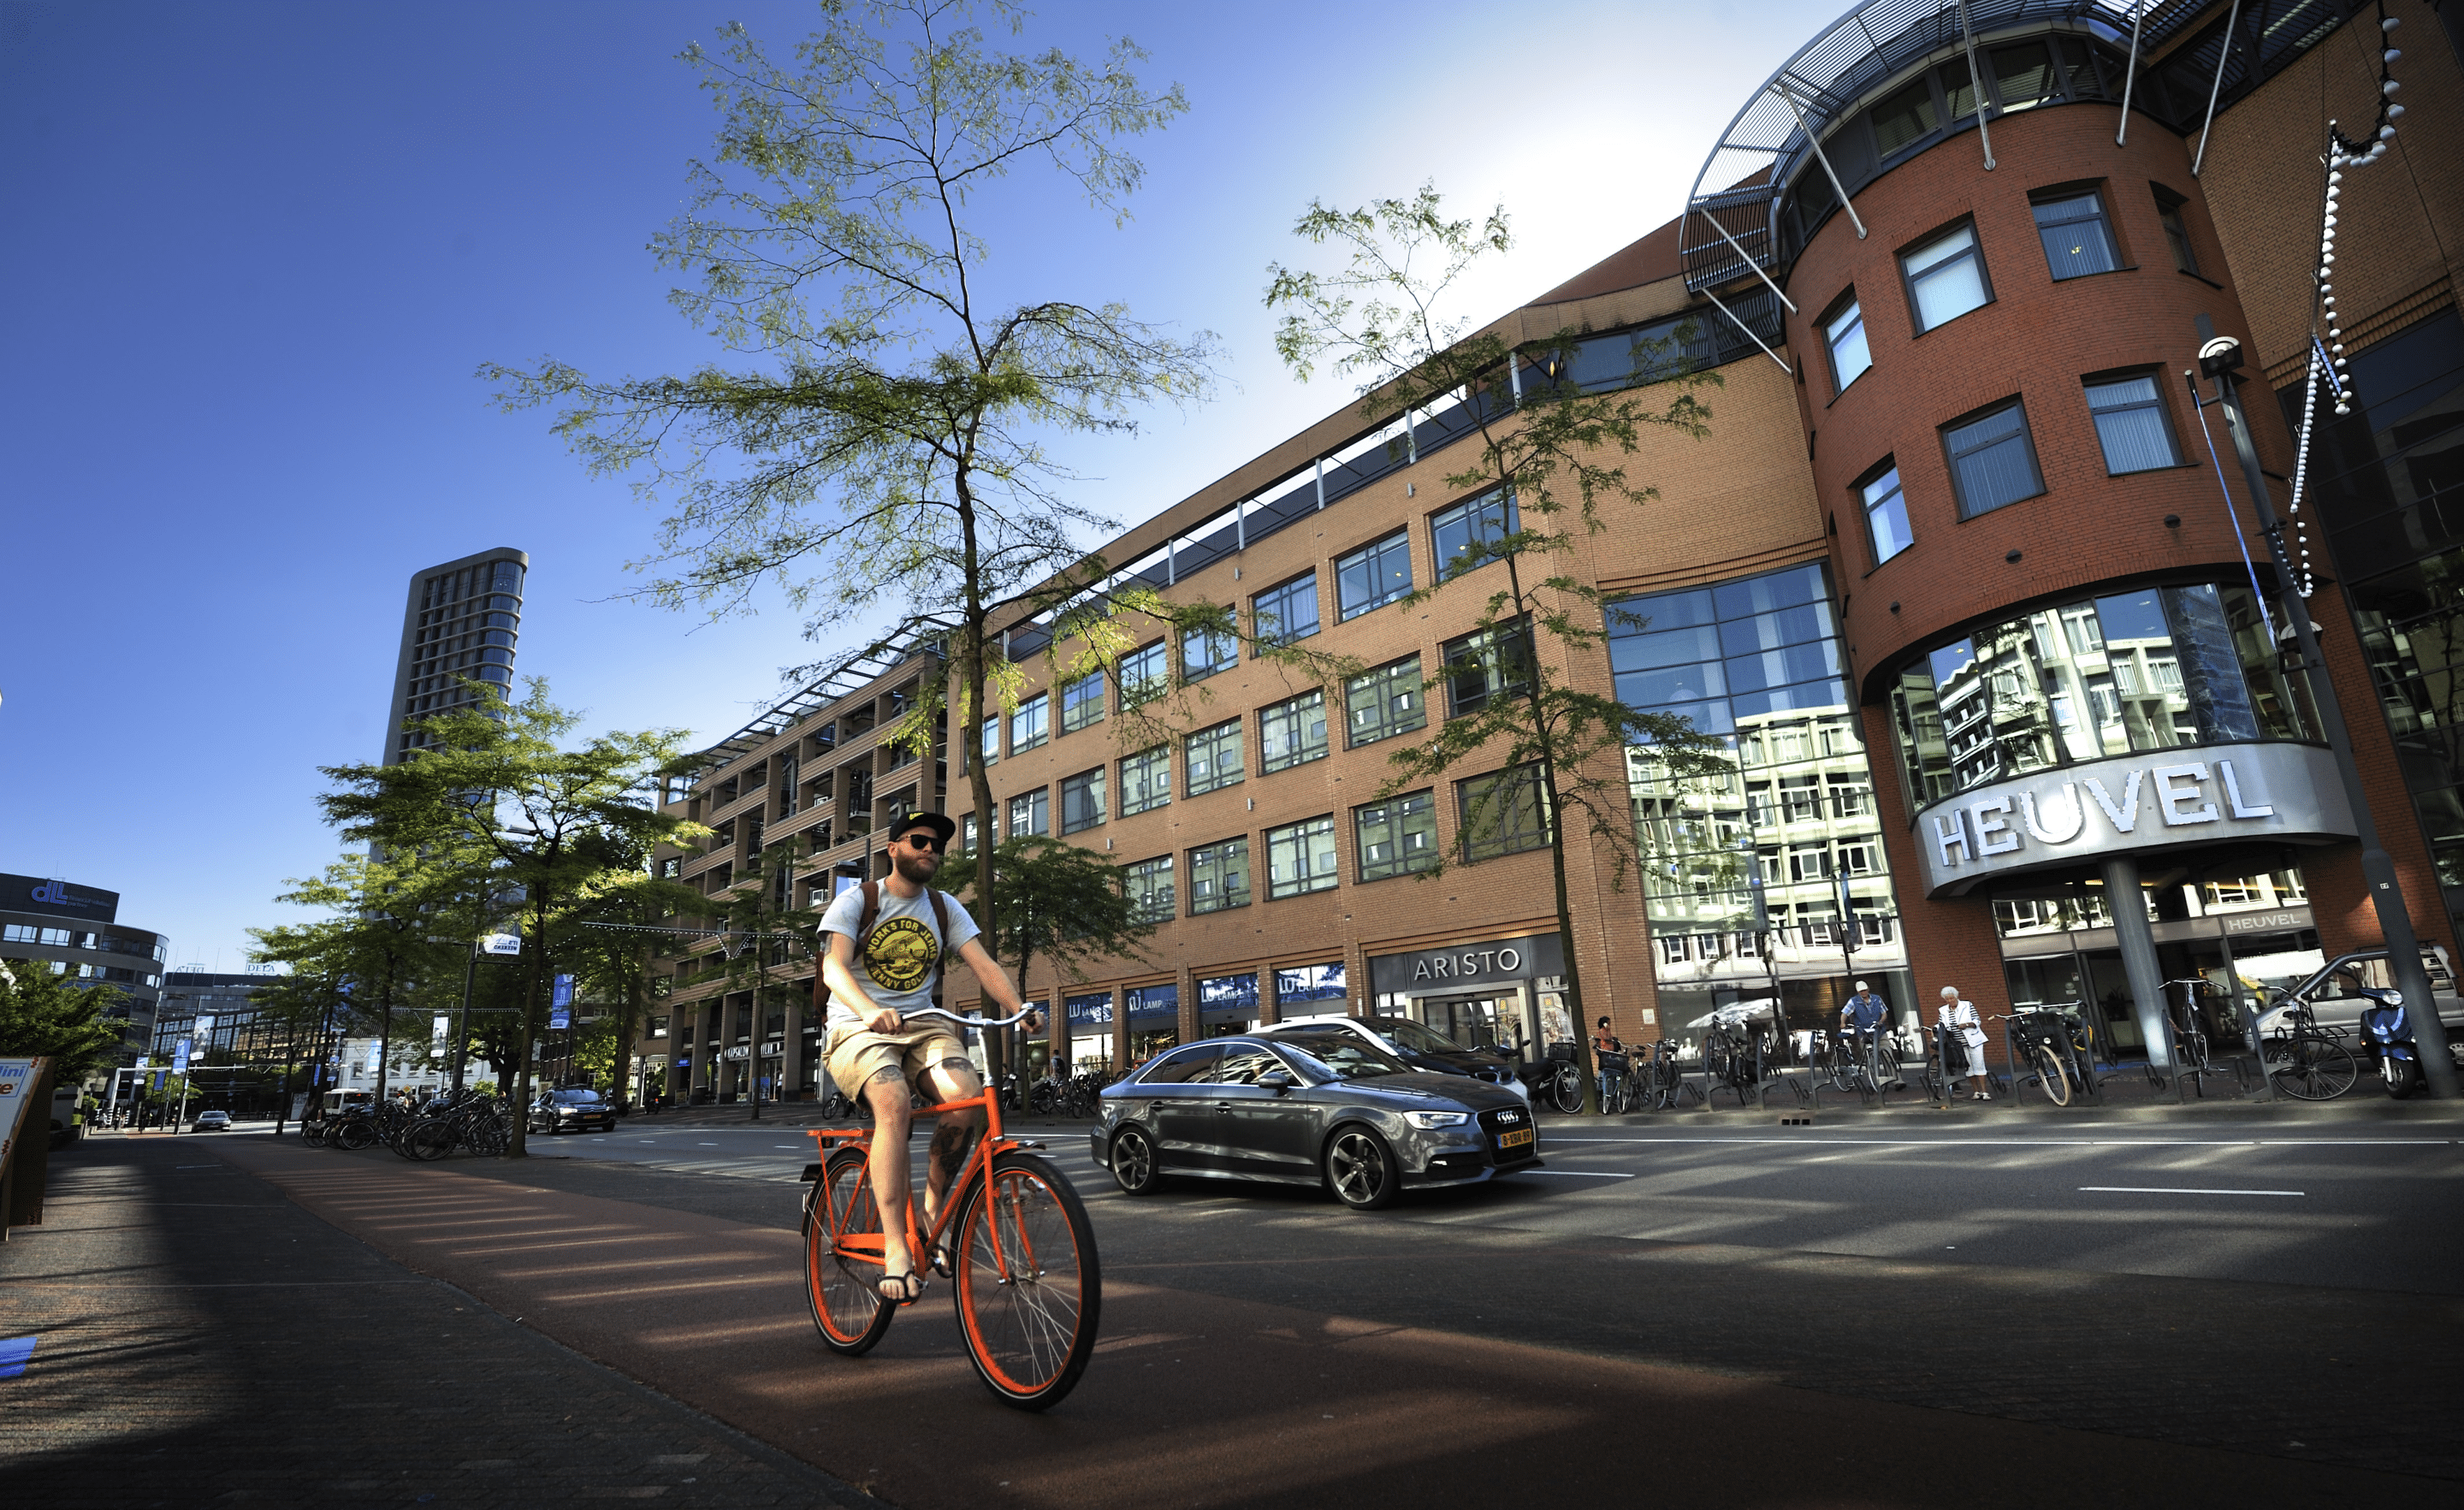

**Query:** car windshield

left=550, top=1089, right=601, bottom=1104
left=1281, top=1035, right=1408, bottom=1081
left=1377, top=1018, right=1466, bottom=1054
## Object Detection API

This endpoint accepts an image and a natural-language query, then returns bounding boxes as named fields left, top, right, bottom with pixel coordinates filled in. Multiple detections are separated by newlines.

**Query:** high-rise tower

left=382, top=548, right=529, bottom=762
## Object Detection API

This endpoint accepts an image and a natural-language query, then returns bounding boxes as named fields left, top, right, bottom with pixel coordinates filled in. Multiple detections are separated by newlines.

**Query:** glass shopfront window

left=1886, top=582, right=2314, bottom=810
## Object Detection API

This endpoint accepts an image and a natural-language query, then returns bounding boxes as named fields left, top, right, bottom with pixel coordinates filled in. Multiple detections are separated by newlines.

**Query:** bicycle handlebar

left=897, top=1004, right=1045, bottom=1031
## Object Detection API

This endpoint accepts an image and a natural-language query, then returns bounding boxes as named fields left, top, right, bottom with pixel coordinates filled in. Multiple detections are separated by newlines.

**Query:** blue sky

left=0, top=0, right=1838, bottom=968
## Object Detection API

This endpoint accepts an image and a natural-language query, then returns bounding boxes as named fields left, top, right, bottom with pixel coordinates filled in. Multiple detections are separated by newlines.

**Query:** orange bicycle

left=800, top=1006, right=1101, bottom=1410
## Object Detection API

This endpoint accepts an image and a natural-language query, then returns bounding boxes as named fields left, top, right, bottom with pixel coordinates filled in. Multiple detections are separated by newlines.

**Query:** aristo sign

left=1914, top=743, right=2355, bottom=897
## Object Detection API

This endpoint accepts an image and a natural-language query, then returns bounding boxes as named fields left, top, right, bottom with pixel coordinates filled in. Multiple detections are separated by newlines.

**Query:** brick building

left=643, top=0, right=2462, bottom=1099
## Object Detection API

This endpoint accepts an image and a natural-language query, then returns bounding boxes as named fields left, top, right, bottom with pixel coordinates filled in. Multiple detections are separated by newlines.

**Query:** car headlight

left=1404, top=1110, right=1469, bottom=1129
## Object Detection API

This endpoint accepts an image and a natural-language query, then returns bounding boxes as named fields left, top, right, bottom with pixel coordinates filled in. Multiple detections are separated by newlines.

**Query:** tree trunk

left=505, top=900, right=547, bottom=1158
left=611, top=968, right=639, bottom=1111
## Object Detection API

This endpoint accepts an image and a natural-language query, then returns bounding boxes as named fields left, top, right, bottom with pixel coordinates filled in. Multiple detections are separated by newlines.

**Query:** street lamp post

left=2196, top=321, right=2458, bottom=1099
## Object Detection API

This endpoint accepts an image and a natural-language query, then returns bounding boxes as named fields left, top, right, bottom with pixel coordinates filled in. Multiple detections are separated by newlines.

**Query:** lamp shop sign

left=1916, top=743, right=2355, bottom=897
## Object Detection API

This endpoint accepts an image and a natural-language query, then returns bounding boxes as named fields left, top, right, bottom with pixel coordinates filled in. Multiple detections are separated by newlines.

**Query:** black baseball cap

left=888, top=811, right=958, bottom=845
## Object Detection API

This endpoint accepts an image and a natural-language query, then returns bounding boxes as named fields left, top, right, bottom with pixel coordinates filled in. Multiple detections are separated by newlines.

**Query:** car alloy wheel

left=1109, top=1127, right=1164, bottom=1195
left=1324, top=1128, right=1395, bottom=1211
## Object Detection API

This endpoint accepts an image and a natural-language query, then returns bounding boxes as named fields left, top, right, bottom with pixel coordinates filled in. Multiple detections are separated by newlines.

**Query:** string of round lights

left=2287, top=5, right=2409, bottom=599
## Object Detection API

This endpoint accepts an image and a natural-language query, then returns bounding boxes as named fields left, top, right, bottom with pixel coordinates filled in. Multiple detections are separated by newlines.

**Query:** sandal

left=878, top=1270, right=928, bottom=1306
left=1972, top=1091, right=1992, bottom=1102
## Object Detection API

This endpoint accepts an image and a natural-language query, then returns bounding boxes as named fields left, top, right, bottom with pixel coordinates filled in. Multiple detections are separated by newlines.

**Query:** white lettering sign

left=1914, top=744, right=2354, bottom=898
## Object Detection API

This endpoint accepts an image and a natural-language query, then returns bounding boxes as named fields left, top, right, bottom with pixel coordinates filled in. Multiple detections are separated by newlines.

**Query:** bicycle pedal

left=1777, top=1115, right=1815, bottom=1127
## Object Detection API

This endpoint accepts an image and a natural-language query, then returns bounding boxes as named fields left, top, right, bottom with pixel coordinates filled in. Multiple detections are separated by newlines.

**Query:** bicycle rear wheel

left=953, top=1151, right=1100, bottom=1410
left=808, top=1146, right=894, bottom=1355
left=2271, top=1037, right=2357, bottom=1100
left=2032, top=1044, right=2072, bottom=1106
left=404, top=1120, right=456, bottom=1161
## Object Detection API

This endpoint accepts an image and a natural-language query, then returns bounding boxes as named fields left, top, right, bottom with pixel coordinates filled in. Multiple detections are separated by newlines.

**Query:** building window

left=1124, top=856, right=1175, bottom=923
left=1260, top=690, right=1330, bottom=773
left=1430, top=489, right=1519, bottom=577
left=1275, top=962, right=1347, bottom=1005
left=978, top=718, right=998, bottom=767
left=1861, top=463, right=1913, bottom=564
left=1118, top=642, right=1168, bottom=709
left=2154, top=187, right=2200, bottom=275
left=1441, top=621, right=1532, bottom=719
left=1059, top=671, right=1105, bottom=734
left=1355, top=791, right=1437, bottom=882
left=1346, top=656, right=1426, bottom=748
left=2084, top=373, right=2182, bottom=474
left=1186, top=718, right=1244, bottom=796
left=1253, top=571, right=1320, bottom=648
left=961, top=814, right=980, bottom=853
left=1183, top=621, right=1238, bottom=681
left=1869, top=76, right=1939, bottom=156
left=1942, top=400, right=2044, bottom=518
left=1059, top=767, right=1106, bottom=834
left=1006, top=787, right=1050, bottom=838
left=1457, top=765, right=1551, bottom=862
left=1120, top=745, right=1170, bottom=816
left=1009, top=692, right=1049, bottom=753
left=1901, top=222, right=1990, bottom=332
left=2031, top=188, right=2119, bottom=281
left=1265, top=815, right=1341, bottom=898
left=1822, top=293, right=1870, bottom=394
left=1336, top=531, right=1413, bottom=620
left=1188, top=837, right=1251, bottom=913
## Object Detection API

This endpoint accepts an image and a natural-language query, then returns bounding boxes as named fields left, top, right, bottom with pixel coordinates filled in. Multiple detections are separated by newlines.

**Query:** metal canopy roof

left=1682, top=0, right=2165, bottom=299
left=690, top=639, right=938, bottom=773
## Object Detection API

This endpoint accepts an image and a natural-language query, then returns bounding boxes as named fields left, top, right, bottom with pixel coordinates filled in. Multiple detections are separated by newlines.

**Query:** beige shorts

left=826, top=1022, right=971, bottom=1101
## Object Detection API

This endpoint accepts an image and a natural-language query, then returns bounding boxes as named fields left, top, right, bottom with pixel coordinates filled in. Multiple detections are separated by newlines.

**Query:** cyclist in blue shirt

left=1840, top=980, right=1900, bottom=1087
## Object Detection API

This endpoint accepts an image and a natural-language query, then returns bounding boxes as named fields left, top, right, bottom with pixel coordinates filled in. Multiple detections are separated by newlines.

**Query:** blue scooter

left=2357, top=986, right=2427, bottom=1099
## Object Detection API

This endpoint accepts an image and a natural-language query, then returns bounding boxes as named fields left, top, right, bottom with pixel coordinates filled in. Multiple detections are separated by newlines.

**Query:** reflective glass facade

left=1618, top=562, right=1910, bottom=1025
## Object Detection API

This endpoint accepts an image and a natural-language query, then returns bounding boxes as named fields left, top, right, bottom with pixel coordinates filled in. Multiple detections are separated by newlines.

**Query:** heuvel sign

left=1914, top=743, right=2355, bottom=897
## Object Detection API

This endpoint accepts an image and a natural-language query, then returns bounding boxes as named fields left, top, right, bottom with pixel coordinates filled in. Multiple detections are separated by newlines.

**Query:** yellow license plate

left=1497, top=1128, right=1535, bottom=1148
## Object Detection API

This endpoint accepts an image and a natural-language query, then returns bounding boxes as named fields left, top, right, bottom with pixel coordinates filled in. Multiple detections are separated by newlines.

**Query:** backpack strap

left=858, top=879, right=881, bottom=944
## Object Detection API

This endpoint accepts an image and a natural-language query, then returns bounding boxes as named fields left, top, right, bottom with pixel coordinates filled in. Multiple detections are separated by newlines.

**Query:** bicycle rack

left=2242, top=1000, right=2279, bottom=1104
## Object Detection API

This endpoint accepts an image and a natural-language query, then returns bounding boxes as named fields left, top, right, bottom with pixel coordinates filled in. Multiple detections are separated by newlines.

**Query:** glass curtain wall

left=1618, top=562, right=1913, bottom=1036
left=1886, top=582, right=2313, bottom=812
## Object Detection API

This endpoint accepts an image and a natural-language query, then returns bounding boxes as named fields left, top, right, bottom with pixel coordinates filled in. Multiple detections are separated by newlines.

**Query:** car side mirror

left=1257, top=1069, right=1295, bottom=1095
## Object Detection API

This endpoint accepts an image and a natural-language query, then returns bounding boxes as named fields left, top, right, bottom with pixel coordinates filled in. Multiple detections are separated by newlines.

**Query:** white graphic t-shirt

left=818, top=884, right=982, bottom=1032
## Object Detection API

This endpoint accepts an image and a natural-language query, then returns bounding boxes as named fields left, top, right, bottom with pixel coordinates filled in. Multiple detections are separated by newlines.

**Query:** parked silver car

left=1091, top=1033, right=1539, bottom=1211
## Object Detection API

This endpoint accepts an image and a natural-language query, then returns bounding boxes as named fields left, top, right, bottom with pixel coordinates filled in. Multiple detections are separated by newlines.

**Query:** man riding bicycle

left=1839, top=979, right=1899, bottom=1088
left=819, top=811, right=1040, bottom=1306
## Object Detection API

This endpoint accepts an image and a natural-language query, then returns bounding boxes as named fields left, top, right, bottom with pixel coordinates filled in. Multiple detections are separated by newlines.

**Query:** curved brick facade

left=1784, top=104, right=2289, bottom=691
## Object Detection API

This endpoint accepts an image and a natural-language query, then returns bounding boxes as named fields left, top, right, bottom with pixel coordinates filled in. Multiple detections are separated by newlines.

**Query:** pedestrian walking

left=1937, top=986, right=1991, bottom=1100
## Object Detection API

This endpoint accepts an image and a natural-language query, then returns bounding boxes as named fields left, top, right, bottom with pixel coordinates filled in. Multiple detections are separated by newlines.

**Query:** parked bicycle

left=801, top=1006, right=1099, bottom=1410
left=2260, top=992, right=2360, bottom=1100
left=2005, top=1005, right=2092, bottom=1107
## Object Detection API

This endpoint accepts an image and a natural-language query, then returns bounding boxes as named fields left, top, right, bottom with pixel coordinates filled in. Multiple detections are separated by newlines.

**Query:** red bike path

left=202, top=1139, right=2434, bottom=1509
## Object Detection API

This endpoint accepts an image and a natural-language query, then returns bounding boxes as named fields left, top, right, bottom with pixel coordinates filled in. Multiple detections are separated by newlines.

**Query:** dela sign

left=1913, top=743, right=2355, bottom=897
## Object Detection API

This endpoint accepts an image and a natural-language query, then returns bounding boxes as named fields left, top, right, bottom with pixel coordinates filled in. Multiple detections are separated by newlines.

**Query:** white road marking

left=1539, top=1136, right=2454, bottom=1149
left=1508, top=1170, right=1634, bottom=1179
left=2078, top=1186, right=2305, bottom=1196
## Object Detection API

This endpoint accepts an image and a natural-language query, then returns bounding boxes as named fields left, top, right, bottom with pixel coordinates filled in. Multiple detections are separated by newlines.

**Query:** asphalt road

left=529, top=1115, right=2464, bottom=1294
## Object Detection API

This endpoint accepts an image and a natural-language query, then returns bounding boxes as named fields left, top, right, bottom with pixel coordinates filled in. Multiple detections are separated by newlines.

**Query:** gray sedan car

left=1090, top=1033, right=1540, bottom=1210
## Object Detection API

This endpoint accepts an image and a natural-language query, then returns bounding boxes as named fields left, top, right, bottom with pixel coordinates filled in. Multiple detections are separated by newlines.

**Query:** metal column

left=2102, top=856, right=2173, bottom=1073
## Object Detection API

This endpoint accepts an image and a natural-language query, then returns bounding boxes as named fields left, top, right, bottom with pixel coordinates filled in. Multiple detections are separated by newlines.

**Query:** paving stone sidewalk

left=0, top=1134, right=886, bottom=1510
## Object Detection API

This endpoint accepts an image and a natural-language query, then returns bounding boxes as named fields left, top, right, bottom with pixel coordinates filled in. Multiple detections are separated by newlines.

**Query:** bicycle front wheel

left=809, top=1146, right=893, bottom=1355
left=2033, top=1044, right=2072, bottom=1107
left=953, top=1151, right=1100, bottom=1411
left=2271, top=1037, right=2357, bottom=1101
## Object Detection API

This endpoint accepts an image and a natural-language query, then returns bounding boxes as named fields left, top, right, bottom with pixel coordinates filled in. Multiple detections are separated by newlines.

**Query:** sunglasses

left=897, top=832, right=945, bottom=852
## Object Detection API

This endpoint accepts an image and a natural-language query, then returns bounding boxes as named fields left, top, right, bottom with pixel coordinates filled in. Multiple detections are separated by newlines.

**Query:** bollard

left=2244, top=1000, right=2277, bottom=1104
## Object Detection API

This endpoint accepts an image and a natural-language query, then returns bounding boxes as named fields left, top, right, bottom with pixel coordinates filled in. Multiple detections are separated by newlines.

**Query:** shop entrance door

left=1417, top=992, right=1525, bottom=1055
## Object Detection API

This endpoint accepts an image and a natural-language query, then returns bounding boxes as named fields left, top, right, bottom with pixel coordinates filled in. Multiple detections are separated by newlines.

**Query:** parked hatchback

left=1260, top=1016, right=1531, bottom=1108
left=192, top=1110, right=232, bottom=1132
left=1092, top=1033, right=1539, bottom=1210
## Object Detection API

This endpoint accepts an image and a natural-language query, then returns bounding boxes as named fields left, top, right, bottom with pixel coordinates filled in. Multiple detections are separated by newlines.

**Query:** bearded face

left=891, top=844, right=941, bottom=885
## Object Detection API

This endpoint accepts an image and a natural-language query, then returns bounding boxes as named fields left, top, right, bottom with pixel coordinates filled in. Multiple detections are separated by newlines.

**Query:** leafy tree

left=267, top=850, right=463, bottom=1108
left=317, top=680, right=698, bottom=1157
left=565, top=831, right=706, bottom=1110
left=485, top=0, right=1215, bottom=972
left=945, top=834, right=1150, bottom=1065
left=247, top=924, right=356, bottom=1116
left=0, top=960, right=125, bottom=1080
left=1264, top=185, right=1722, bottom=1106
